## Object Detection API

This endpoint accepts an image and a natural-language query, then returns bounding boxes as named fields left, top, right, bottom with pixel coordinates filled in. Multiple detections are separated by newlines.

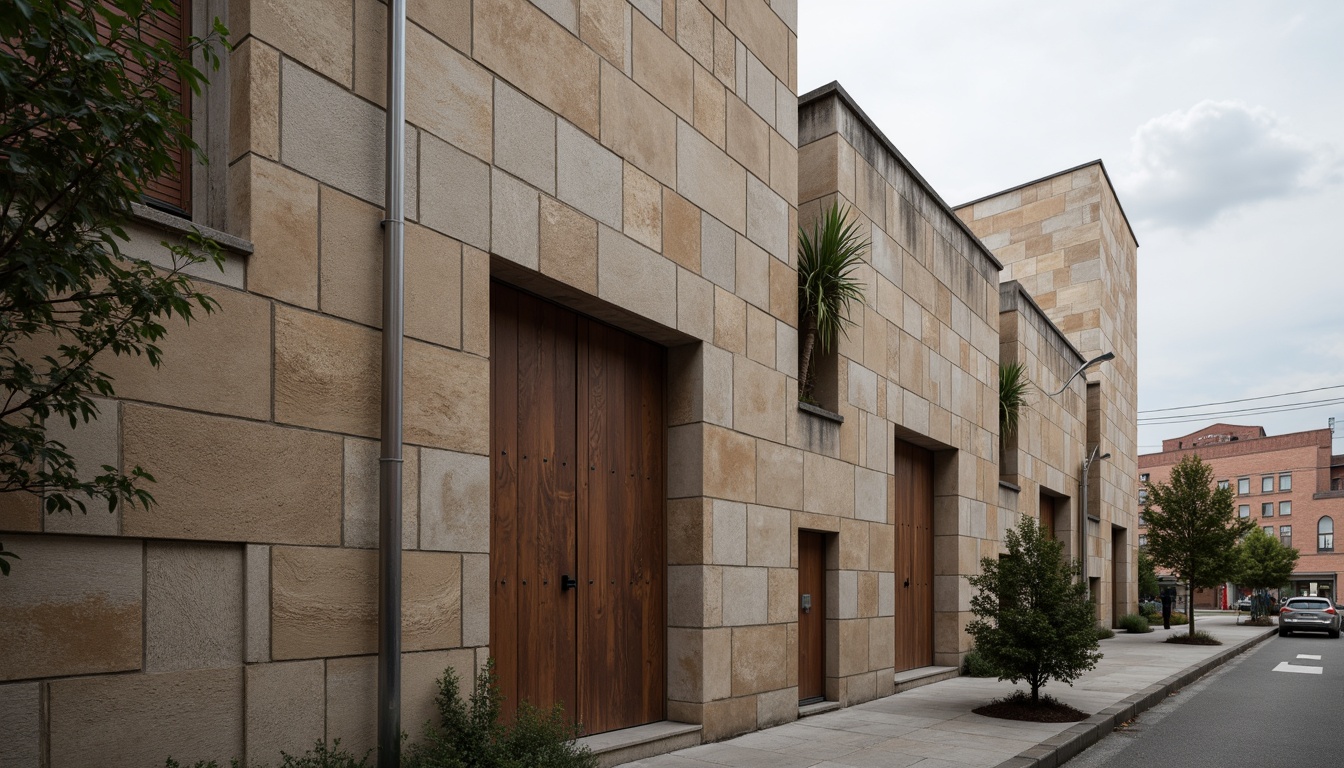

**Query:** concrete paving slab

left=617, top=615, right=1275, bottom=768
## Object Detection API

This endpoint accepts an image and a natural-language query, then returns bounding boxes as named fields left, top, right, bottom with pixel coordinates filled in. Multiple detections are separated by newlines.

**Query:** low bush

left=961, top=648, right=998, bottom=677
left=165, top=740, right=369, bottom=768
left=1117, top=614, right=1151, bottom=634
left=1138, top=601, right=1160, bottom=620
left=1165, top=630, right=1221, bottom=646
left=1094, top=626, right=1116, bottom=640
left=1169, top=611, right=1189, bottom=626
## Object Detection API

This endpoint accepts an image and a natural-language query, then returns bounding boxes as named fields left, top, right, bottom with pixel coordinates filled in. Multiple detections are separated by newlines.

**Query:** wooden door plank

left=489, top=283, right=520, bottom=716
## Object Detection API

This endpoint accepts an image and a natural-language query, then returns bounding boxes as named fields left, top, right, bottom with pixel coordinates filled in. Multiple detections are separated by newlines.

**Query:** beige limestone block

left=702, top=424, right=756, bottom=502
left=803, top=452, right=854, bottom=516
left=277, top=59, right=387, bottom=206
left=757, top=686, right=795, bottom=728
left=245, top=545, right=271, bottom=663
left=353, top=0, right=387, bottom=105
left=406, top=24, right=493, bottom=158
left=145, top=541, right=244, bottom=673
left=693, top=64, right=728, bottom=149
left=667, top=423, right=705, bottom=499
left=556, top=121, right=624, bottom=229
left=40, top=397, right=118, bottom=533
left=325, top=655, right=377, bottom=754
left=730, top=624, right=787, bottom=695
left=699, top=695, right=756, bottom=741
left=664, top=191, right=702, bottom=271
left=405, top=223, right=464, bottom=348
left=714, top=286, right=747, bottom=354
left=838, top=520, right=869, bottom=572
left=475, top=0, right=600, bottom=135
left=632, top=12, right=694, bottom=120
left=580, top=0, right=628, bottom=67
left=0, top=682, right=39, bottom=766
left=245, top=661, right=325, bottom=764
left=856, top=570, right=878, bottom=618
left=725, top=0, right=787, bottom=81
left=271, top=547, right=462, bottom=659
left=462, top=246, right=491, bottom=356
left=228, top=38, right=280, bottom=162
left=419, top=448, right=490, bottom=552
left=540, top=197, right=599, bottom=294
left=747, top=173, right=788, bottom=262
left=121, top=404, right=342, bottom=545
left=746, top=505, right=789, bottom=567
left=343, top=439, right=420, bottom=549
left=667, top=565, right=707, bottom=627
left=407, top=0, right=471, bottom=53
left=495, top=80, right=557, bottom=193
left=0, top=489, right=39, bottom=532
left=1, top=536, right=141, bottom=681
left=532, top=0, right=579, bottom=31
left=701, top=213, right=737, bottom=290
left=599, top=62, right=678, bottom=186
left=854, top=466, right=887, bottom=524
left=677, top=267, right=716, bottom=342
left=275, top=306, right=381, bottom=437
left=797, top=134, right=838, bottom=206
left=49, top=667, right=243, bottom=768
left=678, top=0, right=715, bottom=67
left=491, top=168, right=541, bottom=270
left=420, top=133, right=491, bottom=251
left=766, top=565, right=797, bottom=624
left=733, top=356, right=785, bottom=443
left=667, top=497, right=711, bottom=565
left=597, top=226, right=678, bottom=328
left=461, top=553, right=490, bottom=647
left=743, top=49, right=775, bottom=128
left=711, top=18, right=735, bottom=88
left=245, top=0, right=353, bottom=85
left=837, top=618, right=869, bottom=677
left=726, top=94, right=769, bottom=183
left=712, top=499, right=747, bottom=566
left=745, top=304, right=775, bottom=366
left=402, top=648, right=475, bottom=739
left=769, top=254, right=796, bottom=323
left=231, top=155, right=318, bottom=308
left=677, top=120, right=746, bottom=232
left=404, top=341, right=490, bottom=454
left=623, top=163, right=664, bottom=250
left=319, top=186, right=384, bottom=327
left=721, top=566, right=767, bottom=626
left=755, top=440, right=802, bottom=509
left=735, top=235, right=771, bottom=311
left=870, top=523, right=895, bottom=574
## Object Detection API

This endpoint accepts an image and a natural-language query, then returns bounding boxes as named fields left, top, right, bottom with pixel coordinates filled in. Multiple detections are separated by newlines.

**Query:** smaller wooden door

left=798, top=531, right=826, bottom=703
left=1040, top=494, right=1056, bottom=541
left=893, top=440, right=933, bottom=672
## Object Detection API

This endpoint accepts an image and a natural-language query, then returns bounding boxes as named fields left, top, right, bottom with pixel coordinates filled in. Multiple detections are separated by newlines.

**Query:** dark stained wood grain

left=893, top=440, right=934, bottom=672
left=798, top=531, right=826, bottom=702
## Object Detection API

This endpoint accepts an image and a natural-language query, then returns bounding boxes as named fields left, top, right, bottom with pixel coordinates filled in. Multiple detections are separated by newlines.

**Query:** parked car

left=1278, top=597, right=1342, bottom=638
left=1236, top=597, right=1252, bottom=612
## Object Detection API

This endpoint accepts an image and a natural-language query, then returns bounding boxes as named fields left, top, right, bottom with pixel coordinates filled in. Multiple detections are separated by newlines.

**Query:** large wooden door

left=893, top=440, right=933, bottom=672
left=797, top=531, right=826, bottom=703
left=491, top=283, right=665, bottom=734
left=1040, top=494, right=1057, bottom=541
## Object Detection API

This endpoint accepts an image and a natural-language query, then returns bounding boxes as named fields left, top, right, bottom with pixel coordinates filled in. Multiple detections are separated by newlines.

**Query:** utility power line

left=1138, top=396, right=1344, bottom=425
left=1138, top=384, right=1344, bottom=415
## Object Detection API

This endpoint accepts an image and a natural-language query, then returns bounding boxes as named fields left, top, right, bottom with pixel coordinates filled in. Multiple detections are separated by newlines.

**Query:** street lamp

left=1080, top=444, right=1110, bottom=586
left=1045, top=351, right=1115, bottom=397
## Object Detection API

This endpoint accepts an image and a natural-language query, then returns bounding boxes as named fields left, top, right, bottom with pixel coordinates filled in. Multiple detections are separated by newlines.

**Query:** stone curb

left=990, top=626, right=1279, bottom=768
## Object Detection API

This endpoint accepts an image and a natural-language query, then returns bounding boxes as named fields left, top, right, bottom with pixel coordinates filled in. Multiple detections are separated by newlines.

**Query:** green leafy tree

left=1137, top=547, right=1159, bottom=600
left=1233, top=526, right=1298, bottom=619
left=796, top=202, right=868, bottom=404
left=1141, top=455, right=1253, bottom=637
left=967, top=515, right=1101, bottom=703
left=1, top=0, right=228, bottom=568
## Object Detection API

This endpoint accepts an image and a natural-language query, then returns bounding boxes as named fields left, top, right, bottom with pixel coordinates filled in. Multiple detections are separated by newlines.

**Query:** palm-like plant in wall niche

left=797, top=203, right=869, bottom=404
left=999, top=361, right=1031, bottom=442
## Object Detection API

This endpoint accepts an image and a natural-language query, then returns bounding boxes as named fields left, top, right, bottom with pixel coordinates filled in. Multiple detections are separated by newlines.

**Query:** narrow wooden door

left=1040, top=494, right=1057, bottom=541
left=893, top=440, right=934, bottom=672
left=798, top=531, right=826, bottom=703
left=491, top=282, right=665, bottom=735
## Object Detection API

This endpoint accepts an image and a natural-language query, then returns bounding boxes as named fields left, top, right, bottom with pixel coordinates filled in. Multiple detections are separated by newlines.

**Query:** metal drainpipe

left=377, top=1, right=407, bottom=766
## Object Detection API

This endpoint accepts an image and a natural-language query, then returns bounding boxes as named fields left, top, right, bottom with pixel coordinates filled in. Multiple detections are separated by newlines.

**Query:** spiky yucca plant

left=797, top=203, right=869, bottom=403
left=998, top=361, right=1031, bottom=441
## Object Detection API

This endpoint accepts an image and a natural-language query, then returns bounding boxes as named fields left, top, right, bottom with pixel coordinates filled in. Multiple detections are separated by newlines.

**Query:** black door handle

left=561, top=574, right=578, bottom=591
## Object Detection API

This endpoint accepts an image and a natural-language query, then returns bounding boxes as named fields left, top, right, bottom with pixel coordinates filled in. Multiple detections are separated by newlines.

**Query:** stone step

left=893, top=665, right=960, bottom=693
left=577, top=720, right=703, bottom=768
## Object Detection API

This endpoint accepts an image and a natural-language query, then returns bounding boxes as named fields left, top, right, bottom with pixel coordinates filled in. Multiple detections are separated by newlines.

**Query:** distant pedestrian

left=1161, top=587, right=1174, bottom=629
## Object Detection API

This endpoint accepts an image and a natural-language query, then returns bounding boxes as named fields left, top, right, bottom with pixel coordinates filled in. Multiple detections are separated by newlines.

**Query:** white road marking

left=1297, top=654, right=1322, bottom=660
left=1274, top=661, right=1323, bottom=674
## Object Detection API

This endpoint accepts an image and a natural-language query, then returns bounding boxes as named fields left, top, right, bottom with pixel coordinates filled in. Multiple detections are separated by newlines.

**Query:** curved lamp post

left=1045, top=351, right=1115, bottom=397
left=1080, top=444, right=1111, bottom=588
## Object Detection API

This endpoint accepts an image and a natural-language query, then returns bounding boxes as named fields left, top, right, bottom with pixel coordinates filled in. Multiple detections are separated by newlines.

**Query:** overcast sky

left=798, top=0, right=1344, bottom=456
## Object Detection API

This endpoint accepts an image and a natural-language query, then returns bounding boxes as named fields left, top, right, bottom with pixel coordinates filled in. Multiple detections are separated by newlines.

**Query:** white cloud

left=1121, top=100, right=1339, bottom=229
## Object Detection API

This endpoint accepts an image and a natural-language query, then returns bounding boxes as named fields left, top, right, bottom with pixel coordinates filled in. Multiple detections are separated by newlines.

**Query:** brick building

left=1138, top=424, right=1344, bottom=606
left=1, top=1, right=1138, bottom=765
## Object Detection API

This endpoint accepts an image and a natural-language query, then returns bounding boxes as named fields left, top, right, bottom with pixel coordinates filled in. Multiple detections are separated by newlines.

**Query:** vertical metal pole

left=1080, top=453, right=1089, bottom=585
left=378, top=1, right=407, bottom=766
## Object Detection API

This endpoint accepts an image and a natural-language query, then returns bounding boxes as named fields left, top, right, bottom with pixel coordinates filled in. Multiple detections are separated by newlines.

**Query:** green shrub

left=165, top=740, right=369, bottom=768
left=1117, top=614, right=1151, bottom=634
left=405, top=660, right=597, bottom=768
left=1094, top=625, right=1116, bottom=640
left=1170, top=611, right=1189, bottom=626
left=1138, top=601, right=1160, bottom=620
left=1165, top=629, right=1220, bottom=646
left=961, top=649, right=998, bottom=677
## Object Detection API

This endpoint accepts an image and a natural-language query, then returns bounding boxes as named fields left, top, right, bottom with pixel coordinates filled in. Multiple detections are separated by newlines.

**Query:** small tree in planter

left=967, top=516, right=1101, bottom=705
left=1233, top=526, right=1298, bottom=622
left=796, top=202, right=868, bottom=404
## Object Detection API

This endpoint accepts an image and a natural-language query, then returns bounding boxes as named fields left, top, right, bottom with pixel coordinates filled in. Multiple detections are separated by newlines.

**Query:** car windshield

left=1287, top=599, right=1331, bottom=611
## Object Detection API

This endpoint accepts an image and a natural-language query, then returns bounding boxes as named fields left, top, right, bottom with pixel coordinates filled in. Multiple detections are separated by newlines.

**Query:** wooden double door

left=893, top=440, right=934, bottom=672
left=489, top=283, right=666, bottom=735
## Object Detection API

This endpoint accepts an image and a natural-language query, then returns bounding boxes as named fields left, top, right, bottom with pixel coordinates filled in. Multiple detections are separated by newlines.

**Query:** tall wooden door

left=797, top=531, right=826, bottom=703
left=1040, top=494, right=1057, bottom=541
left=893, top=440, right=934, bottom=672
left=490, top=283, right=665, bottom=735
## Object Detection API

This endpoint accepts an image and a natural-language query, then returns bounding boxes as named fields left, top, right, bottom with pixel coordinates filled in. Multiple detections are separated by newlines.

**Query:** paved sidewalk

left=618, top=615, right=1274, bottom=768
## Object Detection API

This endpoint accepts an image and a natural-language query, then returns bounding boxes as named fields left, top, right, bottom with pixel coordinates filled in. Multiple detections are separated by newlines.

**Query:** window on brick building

left=1138, top=534, right=1147, bottom=548
left=1261, top=502, right=1273, bottom=517
left=1320, top=517, right=1334, bottom=552
left=1138, top=488, right=1148, bottom=504
left=1138, top=513, right=1146, bottom=527
left=1140, top=473, right=1149, bottom=483
left=1217, top=480, right=1229, bottom=490
left=1264, top=525, right=1274, bottom=536
left=1238, top=504, right=1250, bottom=519
left=1280, top=525, right=1291, bottom=547
left=1279, top=473, right=1292, bottom=491
left=1238, top=477, right=1250, bottom=495
left=1279, top=501, right=1291, bottom=516
left=1262, top=476, right=1274, bottom=493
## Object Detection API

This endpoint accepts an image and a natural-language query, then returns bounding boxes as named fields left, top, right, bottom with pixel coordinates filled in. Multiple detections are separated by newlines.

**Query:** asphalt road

left=1070, top=631, right=1344, bottom=768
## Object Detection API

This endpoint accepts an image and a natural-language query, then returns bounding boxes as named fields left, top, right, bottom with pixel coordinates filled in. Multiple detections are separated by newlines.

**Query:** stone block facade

left=0, top=1, right=1138, bottom=764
